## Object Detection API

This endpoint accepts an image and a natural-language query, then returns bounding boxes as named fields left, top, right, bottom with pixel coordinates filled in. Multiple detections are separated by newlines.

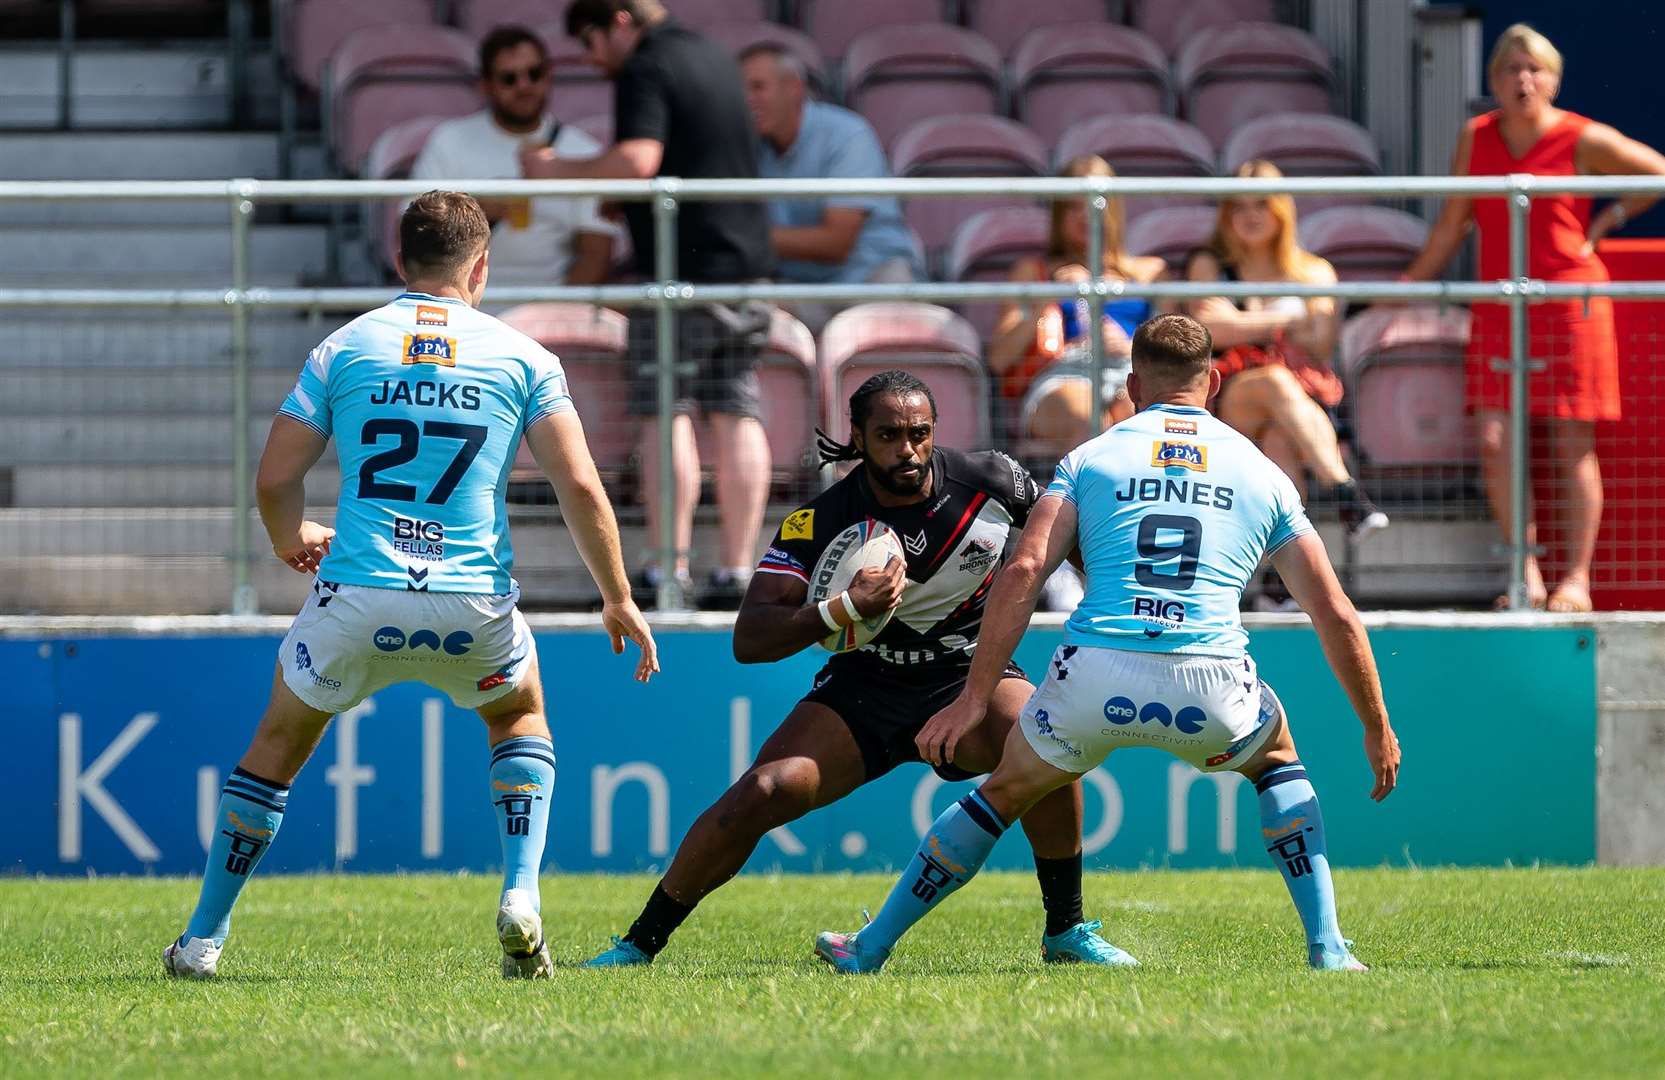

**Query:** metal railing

left=4, top=172, right=1665, bottom=613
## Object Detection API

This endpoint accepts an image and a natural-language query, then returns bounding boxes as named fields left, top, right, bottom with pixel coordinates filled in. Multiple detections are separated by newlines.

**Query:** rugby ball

left=809, top=519, right=907, bottom=653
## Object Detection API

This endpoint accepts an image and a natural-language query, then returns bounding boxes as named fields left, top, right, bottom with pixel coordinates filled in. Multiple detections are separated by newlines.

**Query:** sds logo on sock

left=1264, top=819, right=1313, bottom=878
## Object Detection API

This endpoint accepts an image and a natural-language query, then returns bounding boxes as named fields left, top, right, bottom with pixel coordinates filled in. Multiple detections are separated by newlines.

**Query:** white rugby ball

left=809, top=519, right=907, bottom=653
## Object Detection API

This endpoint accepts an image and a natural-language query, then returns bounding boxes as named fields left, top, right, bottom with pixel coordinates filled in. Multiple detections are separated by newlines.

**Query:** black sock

left=623, top=881, right=695, bottom=957
left=1034, top=853, right=1085, bottom=937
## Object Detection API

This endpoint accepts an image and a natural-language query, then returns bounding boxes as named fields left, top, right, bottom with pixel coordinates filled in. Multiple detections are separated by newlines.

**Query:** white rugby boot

left=497, top=888, right=553, bottom=979
left=162, top=935, right=221, bottom=980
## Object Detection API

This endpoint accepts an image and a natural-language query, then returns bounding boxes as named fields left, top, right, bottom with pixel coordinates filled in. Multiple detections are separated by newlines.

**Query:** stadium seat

left=820, top=303, right=988, bottom=449
left=751, top=308, right=821, bottom=479
left=285, top=0, right=436, bottom=95
left=942, top=205, right=1050, bottom=340
left=457, top=0, right=564, bottom=36
left=496, top=303, right=633, bottom=473
left=1010, top=24, right=1169, bottom=150
left=704, top=21, right=830, bottom=94
left=1053, top=113, right=1215, bottom=218
left=1129, top=0, right=1274, bottom=56
left=363, top=114, right=449, bottom=271
left=1299, top=206, right=1429, bottom=282
left=890, top=114, right=1047, bottom=260
left=1220, top=112, right=1380, bottom=211
left=963, top=0, right=1119, bottom=55
left=842, top=24, right=1002, bottom=150
left=1124, top=204, right=1216, bottom=269
left=324, top=25, right=478, bottom=173
left=1337, top=305, right=1474, bottom=467
left=800, top=0, right=947, bottom=61
left=652, top=0, right=771, bottom=28
left=1176, top=22, right=1336, bottom=149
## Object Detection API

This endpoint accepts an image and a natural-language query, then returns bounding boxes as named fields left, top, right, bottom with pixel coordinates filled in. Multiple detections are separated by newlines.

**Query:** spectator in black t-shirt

left=524, top=0, right=775, bottom=610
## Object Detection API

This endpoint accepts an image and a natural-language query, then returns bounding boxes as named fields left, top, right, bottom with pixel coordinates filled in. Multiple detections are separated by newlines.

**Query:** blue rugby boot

left=813, top=926, right=890, bottom=975
left=583, top=935, right=653, bottom=968
left=1042, top=919, right=1139, bottom=967
left=1309, top=939, right=1368, bottom=971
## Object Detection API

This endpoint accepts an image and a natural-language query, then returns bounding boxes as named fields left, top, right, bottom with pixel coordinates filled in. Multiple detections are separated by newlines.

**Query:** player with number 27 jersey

left=279, top=290, right=573, bottom=593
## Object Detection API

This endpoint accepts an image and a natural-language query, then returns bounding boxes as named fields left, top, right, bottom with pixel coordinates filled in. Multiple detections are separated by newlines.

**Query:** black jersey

left=755, top=447, right=1043, bottom=678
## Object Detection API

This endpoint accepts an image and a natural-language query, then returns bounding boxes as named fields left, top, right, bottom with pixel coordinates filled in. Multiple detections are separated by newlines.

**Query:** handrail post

left=1506, top=175, right=1532, bottom=611
left=230, top=182, right=257, bottom=615
left=652, top=181, right=682, bottom=613
left=1086, top=185, right=1110, bottom=435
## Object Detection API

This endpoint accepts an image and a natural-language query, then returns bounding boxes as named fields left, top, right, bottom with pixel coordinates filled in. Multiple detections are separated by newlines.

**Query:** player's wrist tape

left=818, top=592, right=863, bottom=631
left=818, top=597, right=844, bottom=632
left=841, top=592, right=862, bottom=625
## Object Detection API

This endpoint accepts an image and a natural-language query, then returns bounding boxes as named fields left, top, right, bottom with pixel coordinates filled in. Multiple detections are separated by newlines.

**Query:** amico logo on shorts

left=1103, top=697, right=1207, bottom=734
left=374, top=626, right=473, bottom=655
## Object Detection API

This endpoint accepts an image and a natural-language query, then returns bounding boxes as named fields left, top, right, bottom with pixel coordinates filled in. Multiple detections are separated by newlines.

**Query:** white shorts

left=279, top=580, right=537, bottom=713
left=1019, top=644, right=1281, bottom=774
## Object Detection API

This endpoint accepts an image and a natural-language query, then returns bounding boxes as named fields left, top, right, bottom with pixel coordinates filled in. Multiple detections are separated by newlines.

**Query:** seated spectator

left=987, top=156, right=1166, bottom=463
left=1186, top=159, right=1388, bottom=575
left=740, top=42, right=920, bottom=331
left=412, top=25, right=618, bottom=288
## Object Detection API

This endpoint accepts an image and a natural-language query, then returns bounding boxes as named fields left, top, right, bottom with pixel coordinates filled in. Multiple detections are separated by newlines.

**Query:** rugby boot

left=1334, top=482, right=1389, bottom=541
left=1041, top=919, right=1139, bottom=967
left=582, top=935, right=654, bottom=968
left=162, top=935, right=221, bottom=980
left=813, top=927, right=890, bottom=975
left=497, top=888, right=553, bottom=979
left=1309, top=939, right=1369, bottom=971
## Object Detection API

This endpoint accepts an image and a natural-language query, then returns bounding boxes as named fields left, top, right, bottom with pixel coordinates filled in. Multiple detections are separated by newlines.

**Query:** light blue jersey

left=278, top=292, right=573, bottom=594
left=1046, top=403, right=1313, bottom=657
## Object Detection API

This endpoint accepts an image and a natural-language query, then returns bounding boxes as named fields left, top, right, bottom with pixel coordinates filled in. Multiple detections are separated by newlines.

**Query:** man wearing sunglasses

left=412, top=26, right=618, bottom=289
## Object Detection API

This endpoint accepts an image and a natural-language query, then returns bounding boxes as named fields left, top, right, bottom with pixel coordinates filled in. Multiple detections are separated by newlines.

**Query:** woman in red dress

left=1403, top=23, right=1665, bottom=610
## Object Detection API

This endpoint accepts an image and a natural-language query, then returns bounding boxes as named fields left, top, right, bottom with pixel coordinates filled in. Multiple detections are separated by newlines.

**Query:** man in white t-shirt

left=413, top=25, right=618, bottom=286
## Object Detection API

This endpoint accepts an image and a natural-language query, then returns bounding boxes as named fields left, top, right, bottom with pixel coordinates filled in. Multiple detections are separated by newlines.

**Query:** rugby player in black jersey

left=583, top=371, right=1129, bottom=968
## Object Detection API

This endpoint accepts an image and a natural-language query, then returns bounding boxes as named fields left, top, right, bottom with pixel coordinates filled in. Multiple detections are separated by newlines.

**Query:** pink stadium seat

left=287, top=0, right=436, bottom=93
left=364, top=114, right=449, bottom=271
left=497, top=304, right=633, bottom=472
left=1220, top=112, right=1379, bottom=211
left=1176, top=22, right=1335, bottom=148
left=704, top=21, right=829, bottom=92
left=1010, top=24, right=1169, bottom=150
left=842, top=23, right=1002, bottom=150
left=965, top=0, right=1117, bottom=54
left=753, top=309, right=821, bottom=476
left=1338, top=306, right=1475, bottom=467
left=821, top=303, right=988, bottom=449
left=655, top=0, right=770, bottom=28
left=890, top=114, right=1047, bottom=258
left=1053, top=113, right=1215, bottom=218
left=1124, top=204, right=1217, bottom=268
left=801, top=0, right=946, bottom=60
left=1131, top=0, right=1274, bottom=56
left=1299, top=206, right=1429, bottom=282
left=326, top=25, right=479, bottom=172
left=942, top=205, right=1050, bottom=340
left=459, top=0, right=562, bottom=36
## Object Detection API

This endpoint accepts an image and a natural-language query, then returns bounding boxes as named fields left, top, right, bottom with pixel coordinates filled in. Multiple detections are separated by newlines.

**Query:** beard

left=868, top=459, right=928, bottom=498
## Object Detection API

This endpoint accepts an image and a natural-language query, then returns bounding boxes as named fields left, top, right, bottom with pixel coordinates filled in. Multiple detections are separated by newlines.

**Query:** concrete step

left=6, top=465, right=344, bottom=508
left=0, top=368, right=299, bottom=413
left=0, top=46, right=233, bottom=129
left=0, top=223, right=328, bottom=279
left=0, top=414, right=304, bottom=464
left=0, top=314, right=341, bottom=369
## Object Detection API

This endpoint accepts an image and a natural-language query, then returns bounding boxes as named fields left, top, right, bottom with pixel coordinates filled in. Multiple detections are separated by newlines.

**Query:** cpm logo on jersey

left=1151, top=440, right=1207, bottom=472
left=1133, top=596, right=1186, bottom=638
left=1103, top=697, right=1207, bottom=734
left=415, top=304, right=449, bottom=327
left=1264, top=817, right=1314, bottom=878
left=402, top=333, right=458, bottom=367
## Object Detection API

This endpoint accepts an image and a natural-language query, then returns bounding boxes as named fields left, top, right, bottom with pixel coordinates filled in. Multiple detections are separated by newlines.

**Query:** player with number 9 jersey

left=279, top=291, right=572, bottom=594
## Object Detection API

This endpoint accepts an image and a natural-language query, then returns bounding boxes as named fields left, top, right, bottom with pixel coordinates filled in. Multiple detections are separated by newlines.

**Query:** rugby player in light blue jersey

left=163, top=191, right=658, bottom=982
left=815, top=313, right=1401, bottom=974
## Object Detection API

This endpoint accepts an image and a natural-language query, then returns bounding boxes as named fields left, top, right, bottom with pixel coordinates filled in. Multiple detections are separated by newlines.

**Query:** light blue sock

left=1256, top=762, right=1346, bottom=955
left=863, top=790, right=1007, bottom=953
left=490, top=735, right=556, bottom=911
left=184, top=766, right=289, bottom=946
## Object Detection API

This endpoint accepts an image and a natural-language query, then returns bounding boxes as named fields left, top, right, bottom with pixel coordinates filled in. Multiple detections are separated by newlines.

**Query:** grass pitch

left=2, top=869, right=1662, bottom=1078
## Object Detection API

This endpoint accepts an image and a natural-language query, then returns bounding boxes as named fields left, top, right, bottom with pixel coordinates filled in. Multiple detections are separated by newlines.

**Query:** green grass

left=2, top=869, right=1662, bottom=1078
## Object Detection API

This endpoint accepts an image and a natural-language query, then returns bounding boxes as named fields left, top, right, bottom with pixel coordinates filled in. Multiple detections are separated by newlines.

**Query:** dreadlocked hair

left=814, top=369, right=938, bottom=467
